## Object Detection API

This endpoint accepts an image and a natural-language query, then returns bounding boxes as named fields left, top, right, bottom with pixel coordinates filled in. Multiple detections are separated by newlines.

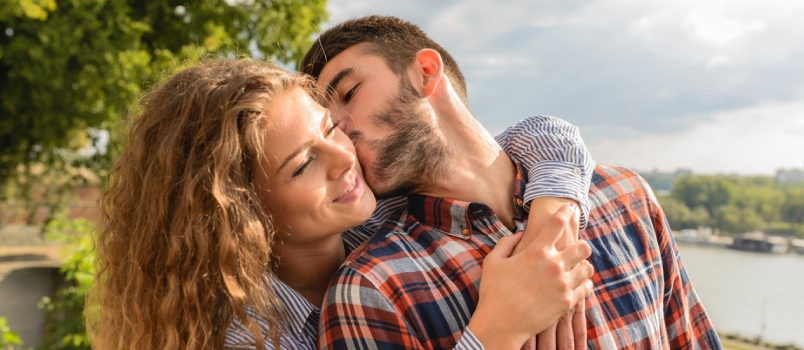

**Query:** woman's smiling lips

left=334, top=170, right=365, bottom=203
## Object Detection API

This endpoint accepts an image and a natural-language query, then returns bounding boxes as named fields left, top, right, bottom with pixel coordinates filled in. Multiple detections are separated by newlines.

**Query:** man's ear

left=413, top=49, right=443, bottom=98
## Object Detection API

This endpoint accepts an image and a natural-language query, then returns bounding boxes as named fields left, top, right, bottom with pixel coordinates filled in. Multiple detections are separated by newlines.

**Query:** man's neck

left=419, top=109, right=518, bottom=228
left=273, top=234, right=346, bottom=307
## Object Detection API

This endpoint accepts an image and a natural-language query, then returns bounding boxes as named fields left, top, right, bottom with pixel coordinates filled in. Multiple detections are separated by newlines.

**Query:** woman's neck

left=273, top=234, right=346, bottom=307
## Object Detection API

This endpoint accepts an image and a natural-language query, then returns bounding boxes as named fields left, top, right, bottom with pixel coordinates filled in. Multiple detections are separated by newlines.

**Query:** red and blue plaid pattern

left=225, top=115, right=595, bottom=349
left=319, top=165, right=721, bottom=349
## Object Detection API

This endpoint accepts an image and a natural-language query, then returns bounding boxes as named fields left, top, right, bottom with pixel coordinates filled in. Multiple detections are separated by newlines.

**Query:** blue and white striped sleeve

left=494, top=115, right=595, bottom=228
left=454, top=327, right=485, bottom=350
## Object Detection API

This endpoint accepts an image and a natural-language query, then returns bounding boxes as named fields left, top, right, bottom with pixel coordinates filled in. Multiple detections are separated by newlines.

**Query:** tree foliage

left=657, top=173, right=802, bottom=236
left=2, top=1, right=329, bottom=348
left=671, top=176, right=736, bottom=216
left=0, top=316, right=23, bottom=348
left=711, top=204, right=763, bottom=234
left=657, top=195, right=709, bottom=230
left=38, top=218, right=96, bottom=349
left=0, top=0, right=328, bottom=185
left=781, top=189, right=804, bottom=229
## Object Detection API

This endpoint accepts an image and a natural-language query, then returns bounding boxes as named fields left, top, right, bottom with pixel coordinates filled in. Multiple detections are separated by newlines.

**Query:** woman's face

left=254, top=87, right=376, bottom=244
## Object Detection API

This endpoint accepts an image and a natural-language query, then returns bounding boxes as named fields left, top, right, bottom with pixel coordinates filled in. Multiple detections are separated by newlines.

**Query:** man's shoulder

left=590, top=165, right=652, bottom=198
left=587, top=165, right=659, bottom=218
left=591, top=164, right=644, bottom=182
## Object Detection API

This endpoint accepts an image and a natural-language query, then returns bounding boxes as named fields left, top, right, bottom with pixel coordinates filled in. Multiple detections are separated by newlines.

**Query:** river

left=677, top=243, right=804, bottom=346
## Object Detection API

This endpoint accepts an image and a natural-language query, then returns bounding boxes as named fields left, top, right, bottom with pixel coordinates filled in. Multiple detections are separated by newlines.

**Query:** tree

left=781, top=189, right=804, bottom=230
left=657, top=195, right=710, bottom=230
left=671, top=176, right=736, bottom=217
left=0, top=0, right=327, bottom=185
left=730, top=178, right=784, bottom=223
left=711, top=204, right=763, bottom=235
left=1, top=1, right=328, bottom=348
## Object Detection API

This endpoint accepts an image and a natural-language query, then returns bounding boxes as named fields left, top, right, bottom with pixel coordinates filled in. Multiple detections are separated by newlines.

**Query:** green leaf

left=0, top=0, right=328, bottom=185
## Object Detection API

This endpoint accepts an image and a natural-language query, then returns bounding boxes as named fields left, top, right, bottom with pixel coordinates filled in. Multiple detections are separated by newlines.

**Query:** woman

left=88, top=58, right=593, bottom=349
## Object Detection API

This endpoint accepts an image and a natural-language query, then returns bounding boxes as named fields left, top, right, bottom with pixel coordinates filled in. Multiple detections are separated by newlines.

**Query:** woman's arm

left=493, top=115, right=595, bottom=349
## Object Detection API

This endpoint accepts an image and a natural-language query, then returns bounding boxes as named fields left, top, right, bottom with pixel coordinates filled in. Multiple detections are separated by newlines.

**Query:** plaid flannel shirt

left=319, top=165, right=722, bottom=349
left=224, top=115, right=595, bottom=349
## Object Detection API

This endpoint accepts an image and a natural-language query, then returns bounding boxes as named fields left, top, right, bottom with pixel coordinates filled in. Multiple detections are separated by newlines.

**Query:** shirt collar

left=405, top=157, right=529, bottom=239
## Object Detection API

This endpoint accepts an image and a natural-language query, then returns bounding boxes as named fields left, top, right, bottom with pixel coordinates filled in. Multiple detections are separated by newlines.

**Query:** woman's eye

left=292, top=157, right=314, bottom=177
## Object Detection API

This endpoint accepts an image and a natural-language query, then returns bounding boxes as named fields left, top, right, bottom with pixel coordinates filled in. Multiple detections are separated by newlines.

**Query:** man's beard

left=364, top=76, right=449, bottom=199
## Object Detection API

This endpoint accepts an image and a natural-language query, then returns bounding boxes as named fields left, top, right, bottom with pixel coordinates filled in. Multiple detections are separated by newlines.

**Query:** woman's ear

left=413, top=49, right=443, bottom=98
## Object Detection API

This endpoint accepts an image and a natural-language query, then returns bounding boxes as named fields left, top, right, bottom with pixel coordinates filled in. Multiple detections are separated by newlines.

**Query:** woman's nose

left=327, top=140, right=357, bottom=181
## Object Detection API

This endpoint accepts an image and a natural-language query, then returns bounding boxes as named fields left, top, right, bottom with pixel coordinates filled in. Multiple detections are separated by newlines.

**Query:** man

left=301, top=15, right=721, bottom=349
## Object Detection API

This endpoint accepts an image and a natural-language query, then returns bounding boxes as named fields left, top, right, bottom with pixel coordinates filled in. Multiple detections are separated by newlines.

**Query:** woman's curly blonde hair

left=89, top=58, right=309, bottom=349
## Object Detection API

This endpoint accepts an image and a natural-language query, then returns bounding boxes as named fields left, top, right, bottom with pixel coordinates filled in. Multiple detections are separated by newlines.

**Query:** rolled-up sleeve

left=494, top=115, right=595, bottom=228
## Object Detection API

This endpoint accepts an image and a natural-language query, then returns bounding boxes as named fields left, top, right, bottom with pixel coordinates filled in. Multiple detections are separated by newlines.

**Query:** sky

left=321, top=0, right=804, bottom=175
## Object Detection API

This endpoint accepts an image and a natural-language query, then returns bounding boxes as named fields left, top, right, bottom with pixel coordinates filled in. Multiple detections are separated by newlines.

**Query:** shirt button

left=572, top=168, right=582, bottom=175
left=516, top=197, right=524, bottom=207
left=575, top=191, right=583, bottom=197
left=461, top=228, right=471, bottom=236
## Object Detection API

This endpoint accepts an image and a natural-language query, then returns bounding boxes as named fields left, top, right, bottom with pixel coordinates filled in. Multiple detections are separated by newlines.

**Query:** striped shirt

left=318, top=165, right=722, bottom=349
left=225, top=115, right=595, bottom=349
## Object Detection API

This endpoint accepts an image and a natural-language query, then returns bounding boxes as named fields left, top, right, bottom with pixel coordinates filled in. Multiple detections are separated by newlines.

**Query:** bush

left=38, top=218, right=95, bottom=350
left=0, top=317, right=23, bottom=349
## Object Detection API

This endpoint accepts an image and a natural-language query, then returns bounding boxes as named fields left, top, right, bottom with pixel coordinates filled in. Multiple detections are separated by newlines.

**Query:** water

left=677, top=243, right=804, bottom=346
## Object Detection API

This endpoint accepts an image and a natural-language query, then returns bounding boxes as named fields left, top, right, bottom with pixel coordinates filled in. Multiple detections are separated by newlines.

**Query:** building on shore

left=791, top=239, right=804, bottom=255
left=730, top=231, right=790, bottom=254
left=673, top=227, right=733, bottom=248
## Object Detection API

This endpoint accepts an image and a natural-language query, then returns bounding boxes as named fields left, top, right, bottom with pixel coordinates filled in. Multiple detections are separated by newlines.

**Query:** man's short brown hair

left=300, top=15, right=468, bottom=104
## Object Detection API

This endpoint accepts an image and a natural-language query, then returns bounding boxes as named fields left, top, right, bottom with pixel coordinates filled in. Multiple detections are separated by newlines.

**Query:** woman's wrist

left=466, top=311, right=528, bottom=349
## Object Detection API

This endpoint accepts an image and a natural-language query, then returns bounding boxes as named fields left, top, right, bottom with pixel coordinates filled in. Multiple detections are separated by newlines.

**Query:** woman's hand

left=517, top=197, right=588, bottom=350
left=467, top=203, right=594, bottom=349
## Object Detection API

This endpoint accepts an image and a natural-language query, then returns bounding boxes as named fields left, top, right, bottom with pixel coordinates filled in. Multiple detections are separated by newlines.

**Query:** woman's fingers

left=472, top=201, right=595, bottom=347
left=560, top=240, right=592, bottom=271
left=572, top=304, right=588, bottom=350
left=556, top=310, right=575, bottom=350
left=537, top=322, right=558, bottom=350
left=573, top=279, right=594, bottom=306
left=568, top=260, right=595, bottom=290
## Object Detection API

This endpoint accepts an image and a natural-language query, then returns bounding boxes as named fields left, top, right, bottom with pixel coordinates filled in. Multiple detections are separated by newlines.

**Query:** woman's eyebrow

left=277, top=140, right=313, bottom=174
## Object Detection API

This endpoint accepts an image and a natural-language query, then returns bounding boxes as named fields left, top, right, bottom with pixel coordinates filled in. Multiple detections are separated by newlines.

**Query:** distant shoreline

left=720, top=332, right=802, bottom=350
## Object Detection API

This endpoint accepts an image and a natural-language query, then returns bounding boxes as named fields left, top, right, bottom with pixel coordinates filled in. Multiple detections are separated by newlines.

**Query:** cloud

left=323, top=0, right=804, bottom=173
left=786, top=120, right=804, bottom=137
left=588, top=99, right=804, bottom=175
left=685, top=4, right=766, bottom=46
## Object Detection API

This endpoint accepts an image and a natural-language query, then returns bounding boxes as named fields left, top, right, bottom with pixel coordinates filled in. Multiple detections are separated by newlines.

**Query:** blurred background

left=1, top=0, right=802, bottom=349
